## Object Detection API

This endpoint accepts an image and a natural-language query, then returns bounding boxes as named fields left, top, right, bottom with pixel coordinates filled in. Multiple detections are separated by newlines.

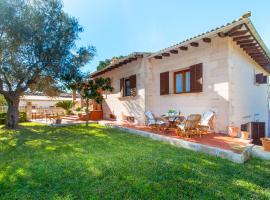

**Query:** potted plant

left=167, top=109, right=176, bottom=116
left=261, top=138, right=270, bottom=151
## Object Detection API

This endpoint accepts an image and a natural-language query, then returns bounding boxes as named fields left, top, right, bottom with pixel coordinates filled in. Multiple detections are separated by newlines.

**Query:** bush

left=55, top=100, right=74, bottom=115
left=0, top=112, right=27, bottom=125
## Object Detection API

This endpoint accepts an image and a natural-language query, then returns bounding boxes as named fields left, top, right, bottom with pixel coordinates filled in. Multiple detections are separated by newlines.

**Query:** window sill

left=118, top=96, right=137, bottom=100
left=161, top=92, right=202, bottom=96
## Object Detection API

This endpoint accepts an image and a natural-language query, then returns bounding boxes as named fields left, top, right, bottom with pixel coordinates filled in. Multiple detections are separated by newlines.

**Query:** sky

left=62, top=0, right=270, bottom=73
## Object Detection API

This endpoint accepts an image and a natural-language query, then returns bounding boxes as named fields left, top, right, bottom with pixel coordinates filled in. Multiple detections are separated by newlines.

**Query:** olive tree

left=0, top=0, right=95, bottom=128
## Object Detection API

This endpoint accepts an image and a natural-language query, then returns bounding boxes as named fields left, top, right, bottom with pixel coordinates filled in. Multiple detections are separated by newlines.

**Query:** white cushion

left=177, top=123, right=185, bottom=130
left=156, top=120, right=166, bottom=125
left=147, top=119, right=156, bottom=126
left=145, top=111, right=155, bottom=120
left=200, top=111, right=214, bottom=126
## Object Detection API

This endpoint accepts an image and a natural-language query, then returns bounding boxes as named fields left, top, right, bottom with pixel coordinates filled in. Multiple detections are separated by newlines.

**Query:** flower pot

left=241, top=131, right=250, bottom=140
left=228, top=126, right=239, bottom=137
left=261, top=138, right=270, bottom=152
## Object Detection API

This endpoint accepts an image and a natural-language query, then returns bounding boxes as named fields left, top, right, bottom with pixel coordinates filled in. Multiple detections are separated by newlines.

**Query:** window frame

left=124, top=78, right=132, bottom=97
left=174, top=69, right=191, bottom=94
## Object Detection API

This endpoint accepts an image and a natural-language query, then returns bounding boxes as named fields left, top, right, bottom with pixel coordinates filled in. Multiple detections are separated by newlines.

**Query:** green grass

left=0, top=123, right=269, bottom=200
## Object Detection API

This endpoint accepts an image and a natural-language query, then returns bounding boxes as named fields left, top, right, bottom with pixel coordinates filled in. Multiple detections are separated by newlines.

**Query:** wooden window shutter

left=256, top=73, right=267, bottom=84
left=130, top=74, right=137, bottom=96
left=120, top=78, right=125, bottom=96
left=160, top=71, right=169, bottom=95
left=190, top=63, right=203, bottom=92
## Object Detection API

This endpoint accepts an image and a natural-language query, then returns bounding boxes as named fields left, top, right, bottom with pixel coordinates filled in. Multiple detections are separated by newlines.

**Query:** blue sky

left=62, top=0, right=270, bottom=73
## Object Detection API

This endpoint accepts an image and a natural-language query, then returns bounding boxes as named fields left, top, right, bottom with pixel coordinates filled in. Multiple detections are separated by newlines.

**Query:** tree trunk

left=72, top=89, right=76, bottom=103
left=85, top=99, right=89, bottom=127
left=6, top=97, right=20, bottom=129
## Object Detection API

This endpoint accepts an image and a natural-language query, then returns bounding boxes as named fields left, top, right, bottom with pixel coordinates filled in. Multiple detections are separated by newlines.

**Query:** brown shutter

left=256, top=73, right=267, bottom=84
left=130, top=74, right=137, bottom=96
left=160, top=71, right=169, bottom=95
left=190, top=63, right=203, bottom=92
left=120, top=78, right=125, bottom=96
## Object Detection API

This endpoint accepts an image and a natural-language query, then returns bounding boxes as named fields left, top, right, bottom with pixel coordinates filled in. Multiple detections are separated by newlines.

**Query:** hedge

left=0, top=112, right=27, bottom=125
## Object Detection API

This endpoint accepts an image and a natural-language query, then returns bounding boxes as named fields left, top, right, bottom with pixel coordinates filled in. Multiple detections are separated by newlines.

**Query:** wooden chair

left=144, top=111, right=167, bottom=130
left=176, top=114, right=201, bottom=137
left=197, top=111, right=215, bottom=137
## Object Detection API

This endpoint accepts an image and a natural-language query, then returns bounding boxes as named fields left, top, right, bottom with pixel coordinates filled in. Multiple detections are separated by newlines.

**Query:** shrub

left=75, top=107, right=82, bottom=112
left=55, top=100, right=74, bottom=115
left=0, top=112, right=27, bottom=125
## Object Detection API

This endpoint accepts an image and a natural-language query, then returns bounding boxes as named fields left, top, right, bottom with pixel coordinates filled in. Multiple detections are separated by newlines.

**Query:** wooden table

left=162, top=115, right=185, bottom=132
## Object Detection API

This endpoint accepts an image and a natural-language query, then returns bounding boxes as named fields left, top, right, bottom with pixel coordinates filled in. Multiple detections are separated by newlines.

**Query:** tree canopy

left=0, top=0, right=95, bottom=128
left=96, top=56, right=125, bottom=71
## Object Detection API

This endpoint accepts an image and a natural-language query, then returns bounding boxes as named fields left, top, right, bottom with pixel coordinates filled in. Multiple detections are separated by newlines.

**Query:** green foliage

left=55, top=100, right=74, bottom=114
left=0, top=112, right=27, bottom=124
left=96, top=59, right=111, bottom=71
left=0, top=0, right=95, bottom=128
left=96, top=56, right=125, bottom=71
left=0, top=95, right=7, bottom=106
left=0, top=123, right=269, bottom=199
left=75, top=107, right=82, bottom=112
left=81, top=77, right=113, bottom=105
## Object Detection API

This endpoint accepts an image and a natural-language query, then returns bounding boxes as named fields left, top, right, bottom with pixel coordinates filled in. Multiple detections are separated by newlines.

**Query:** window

left=174, top=70, right=191, bottom=93
left=125, top=79, right=131, bottom=96
left=120, top=74, right=136, bottom=97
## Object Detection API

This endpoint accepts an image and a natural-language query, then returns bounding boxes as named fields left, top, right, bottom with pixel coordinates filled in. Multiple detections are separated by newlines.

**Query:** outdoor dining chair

left=197, top=110, right=215, bottom=137
left=176, top=114, right=201, bottom=137
left=144, top=111, right=167, bottom=130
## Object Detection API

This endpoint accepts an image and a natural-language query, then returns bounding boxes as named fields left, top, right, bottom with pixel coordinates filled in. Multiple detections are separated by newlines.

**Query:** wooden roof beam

left=190, top=42, right=199, bottom=47
left=179, top=46, right=188, bottom=51
left=243, top=46, right=261, bottom=50
left=154, top=55, right=162, bottom=59
left=236, top=39, right=255, bottom=45
left=170, top=49, right=178, bottom=54
left=245, top=50, right=264, bottom=54
left=233, top=35, right=252, bottom=41
left=202, top=38, right=211, bottom=43
left=162, top=53, right=170, bottom=57
left=240, top=43, right=259, bottom=48
left=229, top=30, right=249, bottom=37
left=226, top=24, right=243, bottom=36
left=218, top=32, right=227, bottom=38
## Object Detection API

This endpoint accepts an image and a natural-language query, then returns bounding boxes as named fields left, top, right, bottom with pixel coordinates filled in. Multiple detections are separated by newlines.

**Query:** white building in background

left=19, top=93, right=80, bottom=108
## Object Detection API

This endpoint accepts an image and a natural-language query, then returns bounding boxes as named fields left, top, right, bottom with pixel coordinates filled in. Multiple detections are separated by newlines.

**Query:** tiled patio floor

left=100, top=121, right=252, bottom=153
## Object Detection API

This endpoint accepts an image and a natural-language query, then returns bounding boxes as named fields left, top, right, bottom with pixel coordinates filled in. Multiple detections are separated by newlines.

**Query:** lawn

left=0, top=123, right=269, bottom=200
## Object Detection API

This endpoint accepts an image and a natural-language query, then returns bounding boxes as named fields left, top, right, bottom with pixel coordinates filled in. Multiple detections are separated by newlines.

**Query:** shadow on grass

left=0, top=123, right=269, bottom=199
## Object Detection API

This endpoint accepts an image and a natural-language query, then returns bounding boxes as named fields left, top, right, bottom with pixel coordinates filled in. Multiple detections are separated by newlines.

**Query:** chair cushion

left=177, top=123, right=185, bottom=130
left=147, top=119, right=157, bottom=126
left=200, top=111, right=214, bottom=126
left=156, top=120, right=166, bottom=125
left=144, top=111, right=155, bottom=121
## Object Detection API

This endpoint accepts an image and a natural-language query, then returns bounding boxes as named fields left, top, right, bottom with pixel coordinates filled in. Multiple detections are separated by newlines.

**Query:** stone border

left=250, top=145, right=270, bottom=160
left=102, top=123, right=251, bottom=164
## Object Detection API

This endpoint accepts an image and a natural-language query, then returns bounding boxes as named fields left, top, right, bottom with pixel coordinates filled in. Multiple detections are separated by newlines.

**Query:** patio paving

left=99, top=120, right=252, bottom=154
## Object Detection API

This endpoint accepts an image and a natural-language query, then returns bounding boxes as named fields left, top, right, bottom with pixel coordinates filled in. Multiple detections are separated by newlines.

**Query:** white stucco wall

left=19, top=95, right=75, bottom=108
left=146, top=37, right=230, bottom=133
left=99, top=59, right=146, bottom=124
left=228, top=39, right=269, bottom=136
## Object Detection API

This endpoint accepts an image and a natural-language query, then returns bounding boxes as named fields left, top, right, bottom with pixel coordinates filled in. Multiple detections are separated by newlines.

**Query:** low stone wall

left=250, top=145, right=270, bottom=160
left=102, top=123, right=251, bottom=164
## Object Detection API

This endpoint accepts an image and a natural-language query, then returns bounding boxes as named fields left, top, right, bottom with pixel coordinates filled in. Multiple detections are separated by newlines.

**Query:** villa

left=91, top=13, right=270, bottom=136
